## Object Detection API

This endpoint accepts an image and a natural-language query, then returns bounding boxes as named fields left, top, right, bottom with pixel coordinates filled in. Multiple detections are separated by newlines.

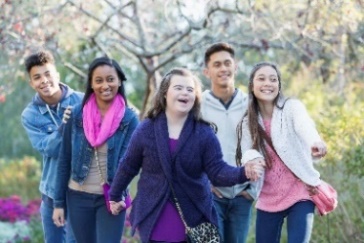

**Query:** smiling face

left=29, top=63, right=61, bottom=103
left=91, top=65, right=121, bottom=106
left=204, top=51, right=237, bottom=89
left=165, top=75, right=196, bottom=116
left=251, top=65, right=280, bottom=104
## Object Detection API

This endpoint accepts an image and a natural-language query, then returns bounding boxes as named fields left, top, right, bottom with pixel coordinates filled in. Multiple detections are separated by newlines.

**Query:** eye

left=213, top=63, right=221, bottom=68
left=107, top=77, right=115, bottom=82
left=224, top=61, right=232, bottom=67
left=187, top=87, right=194, bottom=93
left=94, top=79, right=102, bottom=83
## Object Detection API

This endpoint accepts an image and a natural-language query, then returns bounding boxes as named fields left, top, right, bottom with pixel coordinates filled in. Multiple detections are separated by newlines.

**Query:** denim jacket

left=21, top=84, right=84, bottom=200
left=53, top=104, right=139, bottom=208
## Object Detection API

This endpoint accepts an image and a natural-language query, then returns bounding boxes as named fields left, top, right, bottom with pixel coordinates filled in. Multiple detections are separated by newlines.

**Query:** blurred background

left=0, top=0, right=363, bottom=242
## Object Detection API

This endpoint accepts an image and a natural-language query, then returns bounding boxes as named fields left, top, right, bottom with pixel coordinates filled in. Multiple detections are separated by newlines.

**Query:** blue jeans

left=256, top=200, right=315, bottom=243
left=66, top=188, right=126, bottom=243
left=40, top=194, right=75, bottom=243
left=213, top=194, right=253, bottom=243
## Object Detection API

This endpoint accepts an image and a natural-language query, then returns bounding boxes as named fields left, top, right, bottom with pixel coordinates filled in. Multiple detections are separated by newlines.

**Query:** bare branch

left=66, top=0, right=141, bottom=51
left=63, top=62, right=87, bottom=79
left=92, top=1, right=133, bottom=39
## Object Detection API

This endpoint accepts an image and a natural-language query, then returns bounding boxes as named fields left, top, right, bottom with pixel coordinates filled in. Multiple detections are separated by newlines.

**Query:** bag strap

left=166, top=178, right=191, bottom=231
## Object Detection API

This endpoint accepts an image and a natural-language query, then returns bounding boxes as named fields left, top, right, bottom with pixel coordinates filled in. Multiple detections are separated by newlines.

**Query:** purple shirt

left=149, top=138, right=185, bottom=241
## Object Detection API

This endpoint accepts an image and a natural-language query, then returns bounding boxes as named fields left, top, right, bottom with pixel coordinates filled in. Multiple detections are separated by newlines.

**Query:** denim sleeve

left=53, top=118, right=73, bottom=208
left=21, top=112, right=62, bottom=158
left=117, top=111, right=139, bottom=162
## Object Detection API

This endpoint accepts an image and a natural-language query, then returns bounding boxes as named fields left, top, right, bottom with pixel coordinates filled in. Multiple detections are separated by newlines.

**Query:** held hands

left=62, top=106, right=73, bottom=124
left=244, top=158, right=266, bottom=181
left=311, top=141, right=327, bottom=159
left=109, top=200, right=126, bottom=215
left=211, top=186, right=223, bottom=198
left=52, top=208, right=65, bottom=227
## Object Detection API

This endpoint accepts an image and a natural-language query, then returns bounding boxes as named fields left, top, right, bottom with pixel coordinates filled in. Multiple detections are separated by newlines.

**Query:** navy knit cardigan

left=110, top=112, right=248, bottom=242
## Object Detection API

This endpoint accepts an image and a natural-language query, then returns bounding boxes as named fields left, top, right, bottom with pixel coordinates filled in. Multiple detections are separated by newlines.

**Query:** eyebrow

left=173, top=84, right=194, bottom=89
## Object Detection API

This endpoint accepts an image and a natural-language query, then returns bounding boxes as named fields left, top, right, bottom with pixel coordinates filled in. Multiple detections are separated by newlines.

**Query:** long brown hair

left=146, top=67, right=203, bottom=121
left=236, top=62, right=287, bottom=168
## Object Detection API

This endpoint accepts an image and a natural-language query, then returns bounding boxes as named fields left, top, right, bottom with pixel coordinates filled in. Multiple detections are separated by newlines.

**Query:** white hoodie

left=201, top=89, right=260, bottom=199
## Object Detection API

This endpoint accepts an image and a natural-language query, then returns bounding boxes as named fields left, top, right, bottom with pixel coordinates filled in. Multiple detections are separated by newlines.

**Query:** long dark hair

left=146, top=67, right=203, bottom=121
left=236, top=62, right=288, bottom=168
left=81, top=57, right=128, bottom=108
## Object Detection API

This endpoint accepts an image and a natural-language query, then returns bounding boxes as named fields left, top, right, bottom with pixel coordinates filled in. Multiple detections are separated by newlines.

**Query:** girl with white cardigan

left=236, top=62, right=327, bottom=243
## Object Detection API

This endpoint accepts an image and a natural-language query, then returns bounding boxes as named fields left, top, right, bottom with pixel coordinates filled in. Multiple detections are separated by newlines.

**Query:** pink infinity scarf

left=83, top=93, right=125, bottom=147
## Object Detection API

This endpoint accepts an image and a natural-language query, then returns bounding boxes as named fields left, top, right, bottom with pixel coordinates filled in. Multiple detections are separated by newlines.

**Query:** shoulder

left=21, top=101, right=36, bottom=116
left=196, top=120, right=216, bottom=137
left=136, top=118, right=152, bottom=130
left=124, top=107, right=139, bottom=120
left=281, top=98, right=306, bottom=114
left=72, top=91, right=84, bottom=100
left=236, top=88, right=248, bottom=99
left=201, top=90, right=212, bottom=103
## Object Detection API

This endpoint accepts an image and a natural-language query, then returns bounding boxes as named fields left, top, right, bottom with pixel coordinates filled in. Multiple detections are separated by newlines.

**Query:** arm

left=21, top=110, right=64, bottom=158
left=202, top=127, right=249, bottom=186
left=290, top=100, right=327, bottom=161
left=52, top=115, right=73, bottom=227
left=240, top=117, right=265, bottom=200
left=53, top=116, right=73, bottom=209
left=109, top=124, right=144, bottom=202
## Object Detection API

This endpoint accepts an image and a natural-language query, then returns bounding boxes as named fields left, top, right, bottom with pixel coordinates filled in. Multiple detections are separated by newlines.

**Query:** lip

left=218, top=73, right=230, bottom=79
left=260, top=89, right=274, bottom=93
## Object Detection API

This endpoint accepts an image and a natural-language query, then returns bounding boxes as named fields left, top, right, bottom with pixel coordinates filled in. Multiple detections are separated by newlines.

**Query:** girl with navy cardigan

left=109, top=68, right=264, bottom=243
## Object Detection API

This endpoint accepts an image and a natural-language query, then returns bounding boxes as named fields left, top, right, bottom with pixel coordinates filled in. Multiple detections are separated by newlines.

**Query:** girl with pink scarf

left=52, top=57, right=139, bottom=243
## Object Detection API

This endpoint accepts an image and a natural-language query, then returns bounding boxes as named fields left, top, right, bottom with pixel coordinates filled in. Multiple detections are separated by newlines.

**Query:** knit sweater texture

left=109, top=112, right=248, bottom=243
left=240, top=98, right=323, bottom=198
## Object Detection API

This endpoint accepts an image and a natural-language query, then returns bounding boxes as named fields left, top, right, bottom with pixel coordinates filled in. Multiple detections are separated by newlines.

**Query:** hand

left=244, top=158, right=266, bottom=181
left=311, top=141, right=327, bottom=159
left=62, top=106, right=73, bottom=124
left=110, top=200, right=126, bottom=215
left=306, top=185, right=318, bottom=196
left=53, top=208, right=65, bottom=227
left=211, top=186, right=223, bottom=198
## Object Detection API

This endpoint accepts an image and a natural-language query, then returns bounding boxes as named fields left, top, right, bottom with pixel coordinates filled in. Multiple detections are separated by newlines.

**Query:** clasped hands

left=244, top=157, right=266, bottom=181
left=109, top=200, right=126, bottom=215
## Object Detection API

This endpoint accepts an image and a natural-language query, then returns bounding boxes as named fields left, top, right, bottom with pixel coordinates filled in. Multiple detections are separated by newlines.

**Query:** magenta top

left=149, top=138, right=186, bottom=242
left=256, top=119, right=312, bottom=212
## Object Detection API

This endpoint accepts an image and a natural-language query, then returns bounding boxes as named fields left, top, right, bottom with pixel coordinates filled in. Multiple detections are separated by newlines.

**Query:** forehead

left=169, top=75, right=195, bottom=87
left=207, top=51, right=234, bottom=64
left=255, top=66, right=278, bottom=76
left=29, top=63, right=56, bottom=76
left=92, top=65, right=117, bottom=76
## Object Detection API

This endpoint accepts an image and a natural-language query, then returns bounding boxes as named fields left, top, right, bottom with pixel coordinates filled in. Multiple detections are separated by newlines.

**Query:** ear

left=28, top=79, right=36, bottom=90
left=203, top=68, right=210, bottom=79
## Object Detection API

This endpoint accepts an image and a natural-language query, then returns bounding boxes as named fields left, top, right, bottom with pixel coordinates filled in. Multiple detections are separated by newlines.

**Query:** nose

left=101, top=82, right=110, bottom=90
left=41, top=76, right=49, bottom=84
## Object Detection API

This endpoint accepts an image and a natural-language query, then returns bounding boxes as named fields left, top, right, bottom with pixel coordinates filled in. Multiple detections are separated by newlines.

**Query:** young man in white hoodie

left=201, top=42, right=255, bottom=243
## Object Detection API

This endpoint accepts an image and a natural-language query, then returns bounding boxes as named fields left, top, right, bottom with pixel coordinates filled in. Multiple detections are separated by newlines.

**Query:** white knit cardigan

left=241, top=98, right=323, bottom=189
